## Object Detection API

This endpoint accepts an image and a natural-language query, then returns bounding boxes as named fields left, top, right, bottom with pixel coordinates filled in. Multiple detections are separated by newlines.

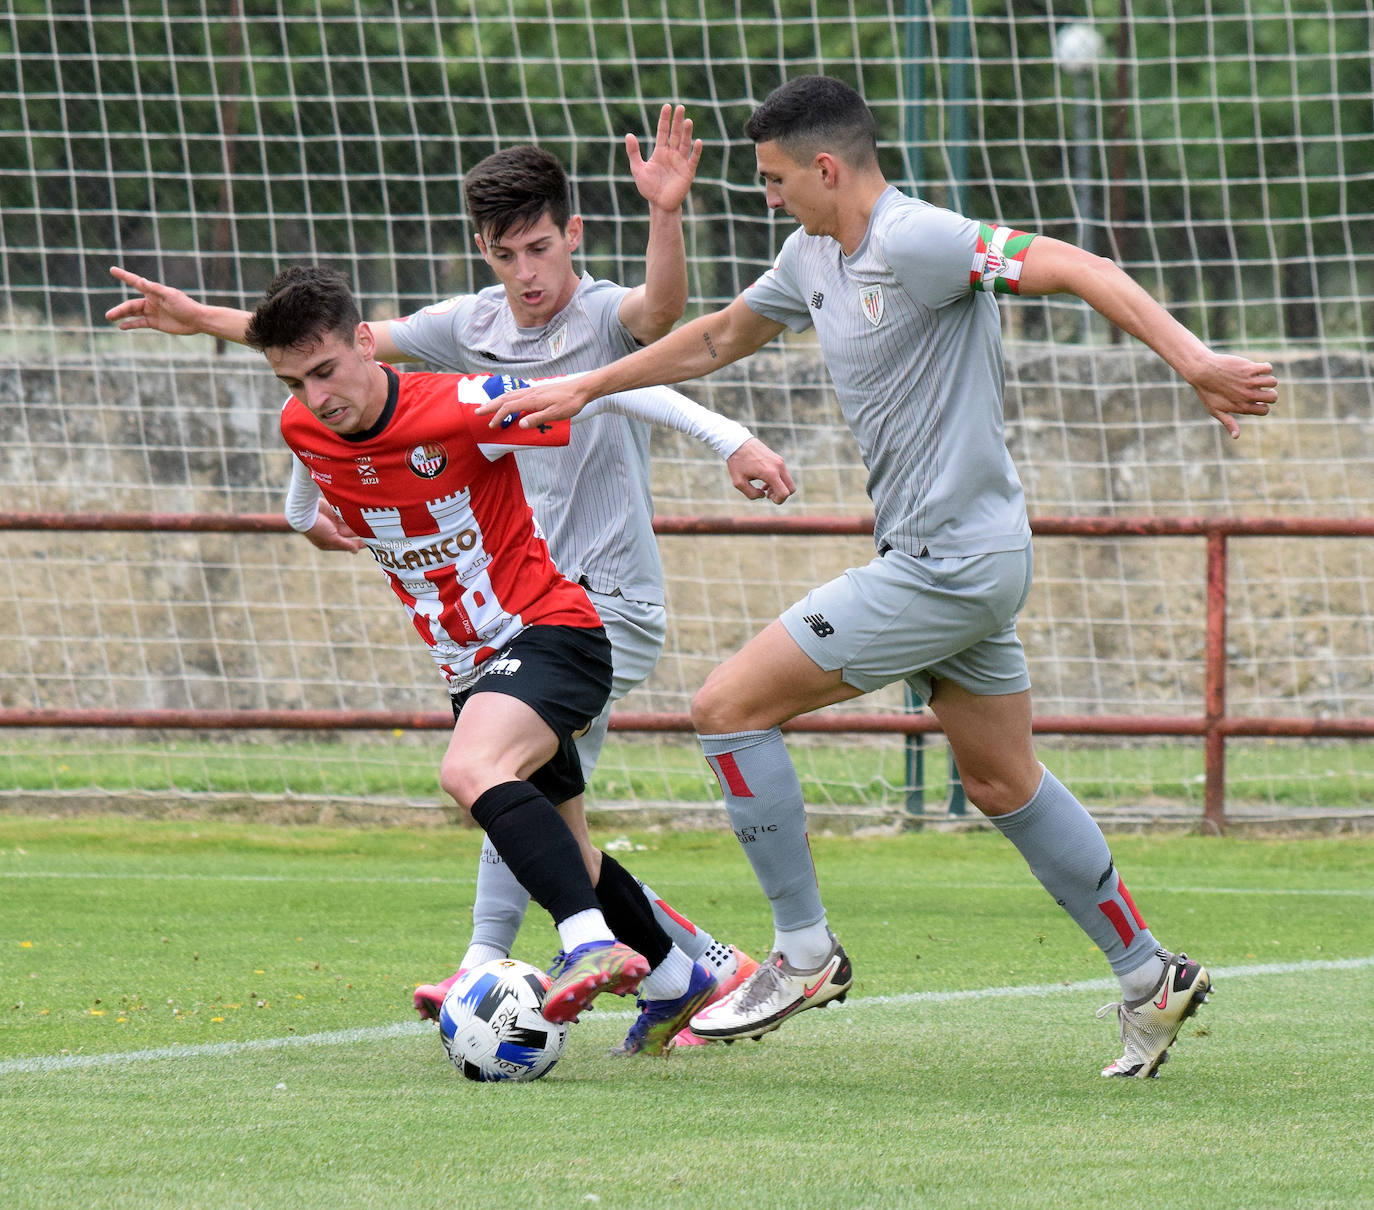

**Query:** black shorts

left=449, top=624, right=613, bottom=806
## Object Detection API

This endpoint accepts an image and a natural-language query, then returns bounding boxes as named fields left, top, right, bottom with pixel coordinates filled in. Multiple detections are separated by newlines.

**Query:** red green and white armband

left=970, top=223, right=1037, bottom=294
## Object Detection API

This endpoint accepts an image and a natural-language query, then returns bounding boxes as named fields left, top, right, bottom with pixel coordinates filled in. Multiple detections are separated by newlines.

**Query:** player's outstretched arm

left=476, top=297, right=786, bottom=429
left=107, top=265, right=411, bottom=363
left=1016, top=237, right=1278, bottom=439
left=105, top=266, right=251, bottom=342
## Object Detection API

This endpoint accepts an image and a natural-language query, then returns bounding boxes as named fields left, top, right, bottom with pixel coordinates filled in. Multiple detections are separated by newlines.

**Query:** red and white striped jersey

left=280, top=366, right=601, bottom=690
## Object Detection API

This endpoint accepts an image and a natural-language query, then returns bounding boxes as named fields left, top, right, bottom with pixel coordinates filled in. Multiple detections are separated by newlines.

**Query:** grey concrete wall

left=2, top=347, right=1370, bottom=720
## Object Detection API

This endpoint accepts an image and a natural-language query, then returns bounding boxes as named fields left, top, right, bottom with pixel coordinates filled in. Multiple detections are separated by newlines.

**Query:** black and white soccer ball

left=438, top=958, right=568, bottom=1082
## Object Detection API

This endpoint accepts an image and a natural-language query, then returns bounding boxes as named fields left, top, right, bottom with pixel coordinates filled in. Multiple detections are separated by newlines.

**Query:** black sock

left=595, top=852, right=671, bottom=969
left=469, top=781, right=599, bottom=925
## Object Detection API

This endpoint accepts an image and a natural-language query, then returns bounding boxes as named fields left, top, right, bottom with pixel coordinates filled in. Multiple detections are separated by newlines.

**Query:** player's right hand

left=105, top=266, right=206, bottom=335
left=301, top=510, right=364, bottom=553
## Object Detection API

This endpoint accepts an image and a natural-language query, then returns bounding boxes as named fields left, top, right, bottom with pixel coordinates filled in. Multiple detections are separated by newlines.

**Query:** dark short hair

left=244, top=265, right=360, bottom=352
left=745, top=75, right=878, bottom=170
left=462, top=146, right=572, bottom=245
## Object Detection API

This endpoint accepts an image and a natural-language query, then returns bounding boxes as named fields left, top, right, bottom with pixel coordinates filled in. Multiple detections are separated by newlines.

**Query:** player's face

left=266, top=325, right=387, bottom=435
left=755, top=140, right=832, bottom=237
left=475, top=212, right=583, bottom=328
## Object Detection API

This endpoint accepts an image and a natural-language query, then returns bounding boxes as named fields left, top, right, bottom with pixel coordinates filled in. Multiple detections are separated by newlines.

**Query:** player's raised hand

left=626, top=104, right=702, bottom=214
left=105, top=266, right=207, bottom=335
left=473, top=378, right=594, bottom=429
left=727, top=437, right=795, bottom=505
left=1188, top=353, right=1278, bottom=439
left=301, top=509, right=364, bottom=553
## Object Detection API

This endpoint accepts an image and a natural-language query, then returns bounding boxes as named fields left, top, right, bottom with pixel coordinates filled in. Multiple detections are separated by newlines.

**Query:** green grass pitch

left=2, top=815, right=1371, bottom=1209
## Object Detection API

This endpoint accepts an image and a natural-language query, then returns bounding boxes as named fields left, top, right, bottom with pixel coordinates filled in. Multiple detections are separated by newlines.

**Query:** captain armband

left=969, top=224, right=1037, bottom=295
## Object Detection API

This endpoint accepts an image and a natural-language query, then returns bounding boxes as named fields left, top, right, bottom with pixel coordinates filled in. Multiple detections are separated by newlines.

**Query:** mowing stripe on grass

left=4, top=954, right=1369, bottom=1078
left=3, top=869, right=1371, bottom=897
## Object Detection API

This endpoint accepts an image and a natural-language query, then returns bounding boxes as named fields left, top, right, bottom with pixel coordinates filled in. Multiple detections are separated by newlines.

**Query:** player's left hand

left=1189, top=354, right=1278, bottom=439
left=727, top=437, right=796, bottom=505
left=626, top=104, right=702, bottom=213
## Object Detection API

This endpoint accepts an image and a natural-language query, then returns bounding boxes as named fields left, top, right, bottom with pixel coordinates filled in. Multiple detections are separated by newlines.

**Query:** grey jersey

left=743, top=187, right=1030, bottom=558
left=389, top=273, right=663, bottom=603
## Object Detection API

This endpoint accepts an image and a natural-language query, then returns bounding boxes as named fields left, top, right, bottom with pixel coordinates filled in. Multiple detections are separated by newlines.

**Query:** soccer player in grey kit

left=477, top=76, right=1280, bottom=1078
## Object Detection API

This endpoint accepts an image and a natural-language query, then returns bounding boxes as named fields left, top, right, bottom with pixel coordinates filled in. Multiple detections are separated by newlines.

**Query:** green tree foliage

left=1, top=0, right=1368, bottom=342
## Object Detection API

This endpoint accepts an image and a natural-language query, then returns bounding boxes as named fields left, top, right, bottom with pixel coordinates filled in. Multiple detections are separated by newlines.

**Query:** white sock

left=775, top=921, right=833, bottom=970
left=555, top=909, right=615, bottom=954
left=457, top=943, right=507, bottom=971
left=700, top=938, right=739, bottom=980
left=639, top=945, right=694, bottom=1000
left=1119, top=950, right=1168, bottom=1004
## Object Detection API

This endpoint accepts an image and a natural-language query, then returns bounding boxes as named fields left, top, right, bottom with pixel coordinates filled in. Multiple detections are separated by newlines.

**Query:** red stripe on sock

left=1098, top=899, right=1137, bottom=949
left=1116, top=879, right=1148, bottom=932
left=708, top=752, right=754, bottom=798
left=654, top=898, right=699, bottom=937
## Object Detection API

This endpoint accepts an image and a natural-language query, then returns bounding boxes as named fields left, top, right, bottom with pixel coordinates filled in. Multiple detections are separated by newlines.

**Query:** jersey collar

left=341, top=364, right=400, bottom=443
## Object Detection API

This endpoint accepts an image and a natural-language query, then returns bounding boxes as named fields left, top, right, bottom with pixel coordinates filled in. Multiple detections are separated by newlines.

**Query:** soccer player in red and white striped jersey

left=243, top=264, right=793, bottom=1047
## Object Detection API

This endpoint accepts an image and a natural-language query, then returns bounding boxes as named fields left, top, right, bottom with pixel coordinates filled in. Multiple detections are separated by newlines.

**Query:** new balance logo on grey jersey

left=803, top=613, right=835, bottom=638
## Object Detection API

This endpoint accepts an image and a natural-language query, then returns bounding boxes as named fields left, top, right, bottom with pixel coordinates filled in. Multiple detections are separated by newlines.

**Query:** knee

left=959, top=771, right=1014, bottom=816
left=960, top=765, right=1042, bottom=817
left=689, top=676, right=734, bottom=734
left=439, top=755, right=482, bottom=814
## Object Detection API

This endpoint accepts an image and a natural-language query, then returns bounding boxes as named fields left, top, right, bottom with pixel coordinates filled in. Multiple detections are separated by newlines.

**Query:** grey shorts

left=574, top=589, right=667, bottom=774
left=780, top=542, right=1034, bottom=704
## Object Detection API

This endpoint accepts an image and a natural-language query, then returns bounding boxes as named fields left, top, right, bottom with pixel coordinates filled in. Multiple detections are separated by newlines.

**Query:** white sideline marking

left=0, top=1021, right=431, bottom=1076
left=5, top=955, right=1370, bottom=1078
left=0, top=870, right=470, bottom=887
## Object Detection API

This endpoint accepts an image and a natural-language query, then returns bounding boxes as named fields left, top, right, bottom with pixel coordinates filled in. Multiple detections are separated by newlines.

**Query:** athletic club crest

left=546, top=321, right=568, bottom=359
left=859, top=284, right=884, bottom=326
left=407, top=442, right=448, bottom=479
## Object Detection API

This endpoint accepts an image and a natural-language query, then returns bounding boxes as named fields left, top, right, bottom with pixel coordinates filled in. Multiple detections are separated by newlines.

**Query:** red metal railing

left=2, top=511, right=1371, bottom=831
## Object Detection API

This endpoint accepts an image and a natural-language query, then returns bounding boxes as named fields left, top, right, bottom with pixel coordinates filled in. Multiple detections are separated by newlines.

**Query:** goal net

left=1, top=1, right=1370, bottom=820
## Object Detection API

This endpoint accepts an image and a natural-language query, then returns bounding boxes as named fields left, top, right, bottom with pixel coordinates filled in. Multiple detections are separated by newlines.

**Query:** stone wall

left=2, top=346, right=1370, bottom=721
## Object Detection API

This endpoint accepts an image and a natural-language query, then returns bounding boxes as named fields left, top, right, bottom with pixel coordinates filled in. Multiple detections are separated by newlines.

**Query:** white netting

left=0, top=1, right=1370, bottom=816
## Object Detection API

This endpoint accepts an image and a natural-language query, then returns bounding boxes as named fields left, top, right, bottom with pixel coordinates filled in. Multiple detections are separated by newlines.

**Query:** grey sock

left=991, top=766, right=1159, bottom=976
left=636, top=877, right=715, bottom=964
left=699, top=728, right=826, bottom=932
left=467, top=837, right=529, bottom=954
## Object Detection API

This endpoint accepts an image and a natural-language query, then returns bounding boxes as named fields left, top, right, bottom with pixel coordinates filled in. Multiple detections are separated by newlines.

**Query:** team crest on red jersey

left=407, top=442, right=448, bottom=479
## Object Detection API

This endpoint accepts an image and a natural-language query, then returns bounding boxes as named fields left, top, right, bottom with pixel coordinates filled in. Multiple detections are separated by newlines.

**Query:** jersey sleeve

left=454, top=374, right=572, bottom=460
left=884, top=205, right=1038, bottom=307
left=283, top=451, right=322, bottom=532
left=580, top=384, right=752, bottom=459
left=577, top=277, right=640, bottom=355
left=741, top=235, right=814, bottom=332
left=389, top=294, right=478, bottom=368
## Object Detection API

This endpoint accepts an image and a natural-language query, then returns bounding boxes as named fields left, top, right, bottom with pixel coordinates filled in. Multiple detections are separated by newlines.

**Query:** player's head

left=463, top=146, right=572, bottom=244
left=745, top=76, right=879, bottom=172
left=246, top=266, right=385, bottom=435
left=245, top=265, right=361, bottom=354
left=463, top=146, right=584, bottom=328
left=746, top=76, right=882, bottom=238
